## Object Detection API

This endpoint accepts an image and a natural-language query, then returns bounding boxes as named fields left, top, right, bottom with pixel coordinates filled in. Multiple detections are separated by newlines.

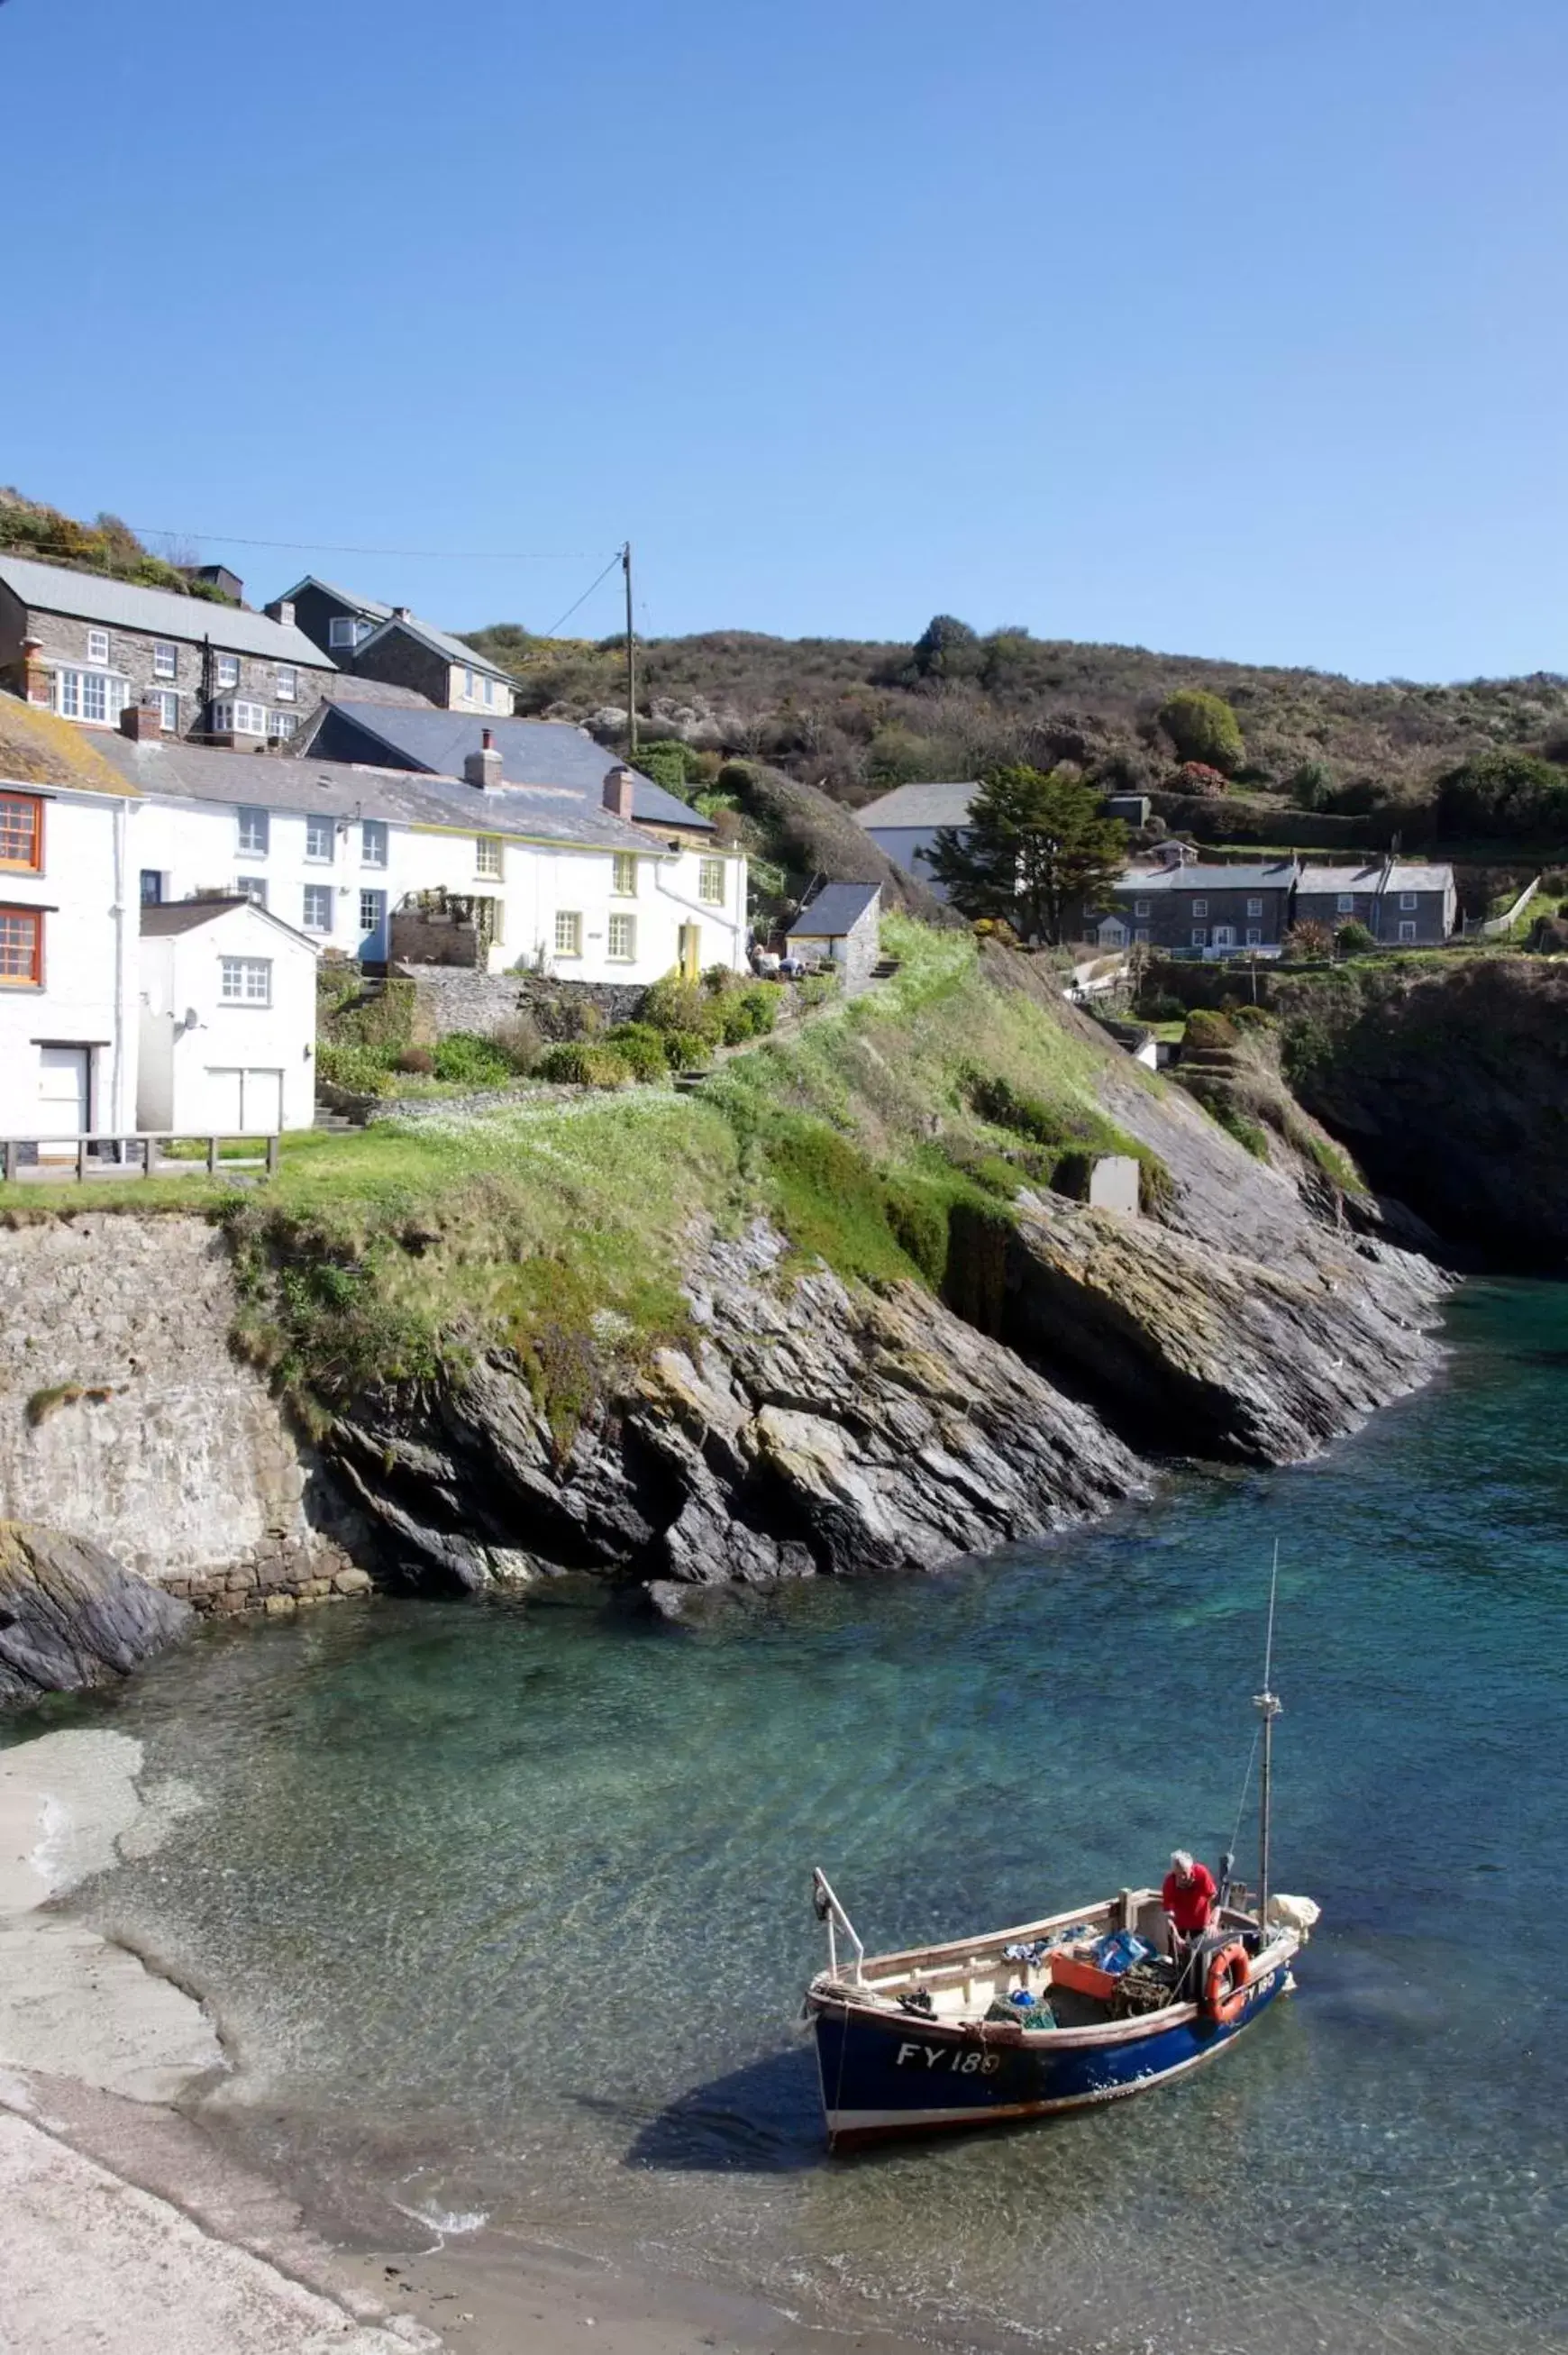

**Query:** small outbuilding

left=137, top=897, right=319, bottom=1135
left=787, top=881, right=882, bottom=991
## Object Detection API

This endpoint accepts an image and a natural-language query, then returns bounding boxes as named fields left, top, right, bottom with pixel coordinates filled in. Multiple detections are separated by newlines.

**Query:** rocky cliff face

left=332, top=1091, right=1446, bottom=1614
left=0, top=1524, right=192, bottom=1706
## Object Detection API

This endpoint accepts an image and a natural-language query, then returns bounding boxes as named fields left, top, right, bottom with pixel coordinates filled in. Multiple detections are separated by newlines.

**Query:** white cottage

left=0, top=707, right=140, bottom=1150
left=137, top=898, right=318, bottom=1134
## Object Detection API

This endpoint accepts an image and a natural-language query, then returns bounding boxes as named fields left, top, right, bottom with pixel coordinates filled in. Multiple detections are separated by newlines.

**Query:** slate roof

left=1295, top=863, right=1454, bottom=895
left=0, top=555, right=334, bottom=670
left=318, top=674, right=439, bottom=710
left=277, top=576, right=393, bottom=623
left=140, top=894, right=317, bottom=948
left=789, top=881, right=881, bottom=937
left=92, top=733, right=655, bottom=853
left=1112, top=862, right=1299, bottom=895
left=309, top=704, right=714, bottom=833
left=0, top=693, right=141, bottom=797
left=855, top=780, right=980, bottom=827
left=354, top=611, right=515, bottom=685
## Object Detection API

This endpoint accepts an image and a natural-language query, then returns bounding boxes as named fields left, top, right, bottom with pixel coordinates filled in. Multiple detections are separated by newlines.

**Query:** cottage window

left=359, top=889, right=386, bottom=936
left=153, top=642, right=178, bottom=680
left=305, top=815, right=335, bottom=863
left=1399, top=920, right=1417, bottom=943
left=55, top=668, right=126, bottom=726
left=276, top=665, right=296, bottom=702
left=1134, top=926, right=1150, bottom=945
left=1336, top=893, right=1354, bottom=914
left=268, top=711, right=297, bottom=741
left=554, top=910, right=582, bottom=958
left=1190, top=898, right=1208, bottom=917
left=220, top=956, right=271, bottom=1005
left=361, top=819, right=388, bottom=868
left=1190, top=927, right=1208, bottom=948
left=1246, top=897, right=1263, bottom=917
left=302, top=884, right=333, bottom=933
left=215, top=654, right=241, bottom=689
left=237, top=808, right=269, bottom=856
left=607, top=913, right=636, bottom=962
left=0, top=793, right=43, bottom=872
left=1399, top=891, right=1418, bottom=910
left=1133, top=898, right=1151, bottom=917
left=463, top=668, right=476, bottom=698
left=698, top=858, right=725, bottom=906
left=612, top=853, right=638, bottom=897
left=1246, top=927, right=1263, bottom=946
left=151, top=688, right=179, bottom=733
left=0, top=906, right=42, bottom=986
left=475, top=835, right=502, bottom=878
left=483, top=676, right=495, bottom=706
left=87, top=629, right=111, bottom=665
left=235, top=876, right=268, bottom=907
left=214, top=699, right=267, bottom=736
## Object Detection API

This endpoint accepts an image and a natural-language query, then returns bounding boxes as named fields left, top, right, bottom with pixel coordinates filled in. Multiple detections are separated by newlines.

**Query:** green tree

left=912, top=614, right=984, bottom=681
left=1158, top=689, right=1245, bottom=774
left=1287, top=759, right=1334, bottom=810
left=925, top=765, right=1127, bottom=945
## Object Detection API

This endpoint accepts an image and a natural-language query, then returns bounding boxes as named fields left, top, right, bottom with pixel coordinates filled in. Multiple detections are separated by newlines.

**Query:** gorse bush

left=603, top=1022, right=670, bottom=1081
left=1158, top=689, right=1245, bottom=774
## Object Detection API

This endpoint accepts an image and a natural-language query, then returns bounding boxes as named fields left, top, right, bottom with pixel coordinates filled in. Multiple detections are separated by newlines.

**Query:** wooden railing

left=0, top=1133, right=281, bottom=1182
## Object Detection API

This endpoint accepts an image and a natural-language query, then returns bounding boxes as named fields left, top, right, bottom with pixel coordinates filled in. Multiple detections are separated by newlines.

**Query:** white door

left=36, top=1046, right=88, bottom=1157
left=206, top=1068, right=283, bottom=1134
left=240, top=1069, right=284, bottom=1132
left=1211, top=925, right=1236, bottom=950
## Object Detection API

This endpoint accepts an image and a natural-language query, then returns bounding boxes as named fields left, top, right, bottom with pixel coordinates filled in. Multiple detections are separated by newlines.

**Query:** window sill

left=0, top=979, right=43, bottom=990
left=0, top=863, right=42, bottom=877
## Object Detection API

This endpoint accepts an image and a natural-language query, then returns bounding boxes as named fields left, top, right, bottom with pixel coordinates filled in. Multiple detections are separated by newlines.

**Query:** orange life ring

left=1202, top=1940, right=1251, bottom=2027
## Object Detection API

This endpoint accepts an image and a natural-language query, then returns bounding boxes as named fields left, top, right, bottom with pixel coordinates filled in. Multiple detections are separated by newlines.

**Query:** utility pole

left=622, top=541, right=637, bottom=758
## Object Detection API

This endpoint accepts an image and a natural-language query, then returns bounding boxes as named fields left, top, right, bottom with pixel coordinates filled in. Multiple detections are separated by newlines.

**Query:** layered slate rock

left=333, top=1223, right=1149, bottom=1610
left=0, top=1524, right=194, bottom=1706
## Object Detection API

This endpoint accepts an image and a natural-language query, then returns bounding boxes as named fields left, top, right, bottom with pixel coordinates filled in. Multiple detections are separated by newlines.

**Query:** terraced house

left=0, top=554, right=335, bottom=747
left=1099, top=861, right=1301, bottom=954
left=273, top=577, right=517, bottom=715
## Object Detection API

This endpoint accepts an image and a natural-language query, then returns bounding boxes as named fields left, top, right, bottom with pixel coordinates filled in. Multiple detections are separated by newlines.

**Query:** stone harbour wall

left=0, top=1214, right=370, bottom=1612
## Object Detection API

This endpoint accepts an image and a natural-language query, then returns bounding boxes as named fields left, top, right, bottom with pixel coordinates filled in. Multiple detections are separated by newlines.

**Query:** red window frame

left=0, top=792, right=43, bottom=873
left=0, top=905, right=43, bottom=987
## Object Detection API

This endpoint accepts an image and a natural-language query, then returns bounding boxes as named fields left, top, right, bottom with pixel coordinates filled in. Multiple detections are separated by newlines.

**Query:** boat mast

left=1253, top=1541, right=1282, bottom=1925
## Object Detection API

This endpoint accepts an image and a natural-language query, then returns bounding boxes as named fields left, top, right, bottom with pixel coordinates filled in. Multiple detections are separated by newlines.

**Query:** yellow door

left=678, top=923, right=700, bottom=981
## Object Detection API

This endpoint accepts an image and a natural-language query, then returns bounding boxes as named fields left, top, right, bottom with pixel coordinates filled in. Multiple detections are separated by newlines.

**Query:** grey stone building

left=270, top=576, right=515, bottom=717
left=0, top=553, right=333, bottom=747
left=787, top=881, right=882, bottom=990
left=1293, top=861, right=1456, bottom=945
left=1099, top=861, right=1300, bottom=954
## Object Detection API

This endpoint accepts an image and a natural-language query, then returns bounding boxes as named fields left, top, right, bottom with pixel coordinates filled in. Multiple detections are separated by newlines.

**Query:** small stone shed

left=787, top=881, right=881, bottom=991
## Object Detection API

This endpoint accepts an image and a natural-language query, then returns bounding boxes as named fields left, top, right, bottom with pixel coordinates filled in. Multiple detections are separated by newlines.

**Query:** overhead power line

left=125, top=527, right=595, bottom=561
left=543, top=551, right=625, bottom=638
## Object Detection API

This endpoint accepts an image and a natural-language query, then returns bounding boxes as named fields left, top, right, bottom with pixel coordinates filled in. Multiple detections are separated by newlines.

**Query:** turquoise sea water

left=21, top=1280, right=1568, bottom=2352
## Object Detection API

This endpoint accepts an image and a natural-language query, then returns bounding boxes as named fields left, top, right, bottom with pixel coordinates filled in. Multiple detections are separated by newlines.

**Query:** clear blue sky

left=3, top=0, right=1564, bottom=680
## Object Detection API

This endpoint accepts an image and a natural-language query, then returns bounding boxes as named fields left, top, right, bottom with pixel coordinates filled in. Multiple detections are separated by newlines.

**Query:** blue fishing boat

left=805, top=1558, right=1318, bottom=2150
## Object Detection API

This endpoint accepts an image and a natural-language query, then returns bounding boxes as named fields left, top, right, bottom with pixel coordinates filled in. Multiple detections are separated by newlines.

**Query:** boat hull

left=811, top=1958, right=1291, bottom=2149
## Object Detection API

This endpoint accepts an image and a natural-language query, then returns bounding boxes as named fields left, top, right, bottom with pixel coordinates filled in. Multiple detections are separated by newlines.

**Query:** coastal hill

left=465, top=616, right=1568, bottom=847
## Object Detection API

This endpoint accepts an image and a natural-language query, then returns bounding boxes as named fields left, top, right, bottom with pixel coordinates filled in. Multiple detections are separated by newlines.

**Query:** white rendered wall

left=132, top=796, right=397, bottom=962
left=137, top=904, right=317, bottom=1133
left=0, top=788, right=135, bottom=1138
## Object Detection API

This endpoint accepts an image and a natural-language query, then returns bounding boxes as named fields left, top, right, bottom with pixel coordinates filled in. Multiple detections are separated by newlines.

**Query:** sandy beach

left=0, top=1729, right=920, bottom=2355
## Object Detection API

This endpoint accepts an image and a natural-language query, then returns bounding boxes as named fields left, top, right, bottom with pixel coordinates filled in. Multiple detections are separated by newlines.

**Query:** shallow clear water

left=20, top=1280, right=1568, bottom=2352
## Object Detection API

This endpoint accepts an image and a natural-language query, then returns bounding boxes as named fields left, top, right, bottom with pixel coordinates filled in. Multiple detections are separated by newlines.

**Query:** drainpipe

left=111, top=798, right=132, bottom=1132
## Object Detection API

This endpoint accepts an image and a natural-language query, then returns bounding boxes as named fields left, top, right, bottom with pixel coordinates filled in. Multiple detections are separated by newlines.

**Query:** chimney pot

left=482, top=727, right=493, bottom=749
left=392, top=605, right=412, bottom=622
left=603, top=764, right=637, bottom=821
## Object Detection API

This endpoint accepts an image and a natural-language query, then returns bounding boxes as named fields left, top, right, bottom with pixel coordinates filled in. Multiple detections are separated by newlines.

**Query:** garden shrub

left=661, top=1028, right=714, bottom=1072
left=491, top=1014, right=542, bottom=1073
left=1182, top=1009, right=1239, bottom=1051
left=534, top=1042, right=635, bottom=1087
left=430, top=1032, right=515, bottom=1086
left=1335, top=920, right=1377, bottom=954
left=643, top=972, right=725, bottom=1045
left=796, top=970, right=840, bottom=1011
left=604, top=1022, right=670, bottom=1081
left=315, top=1044, right=397, bottom=1095
left=395, top=1045, right=434, bottom=1074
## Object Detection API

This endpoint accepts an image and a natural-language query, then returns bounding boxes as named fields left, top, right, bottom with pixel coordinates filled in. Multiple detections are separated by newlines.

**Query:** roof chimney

left=603, top=764, right=637, bottom=821
left=120, top=701, right=163, bottom=742
left=392, top=606, right=413, bottom=622
left=265, top=598, right=296, bottom=627
left=464, top=726, right=503, bottom=791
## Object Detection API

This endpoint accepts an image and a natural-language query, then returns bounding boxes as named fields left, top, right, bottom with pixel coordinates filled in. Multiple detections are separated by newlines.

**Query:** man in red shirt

left=1162, top=1849, right=1218, bottom=1972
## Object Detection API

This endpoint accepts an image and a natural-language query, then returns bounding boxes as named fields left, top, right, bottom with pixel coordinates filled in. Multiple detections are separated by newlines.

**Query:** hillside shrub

left=491, top=1014, right=542, bottom=1072
left=1158, top=690, right=1245, bottom=774
left=1230, top=1003, right=1276, bottom=1030
left=643, top=972, right=725, bottom=1045
left=430, top=1032, right=516, bottom=1086
left=395, top=1046, right=434, bottom=1074
left=1335, top=920, right=1377, bottom=954
left=661, top=1028, right=713, bottom=1072
left=882, top=1175, right=951, bottom=1287
left=1164, top=762, right=1230, bottom=798
left=1436, top=750, right=1568, bottom=840
left=1182, top=1009, right=1239, bottom=1051
left=604, top=1022, right=670, bottom=1081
